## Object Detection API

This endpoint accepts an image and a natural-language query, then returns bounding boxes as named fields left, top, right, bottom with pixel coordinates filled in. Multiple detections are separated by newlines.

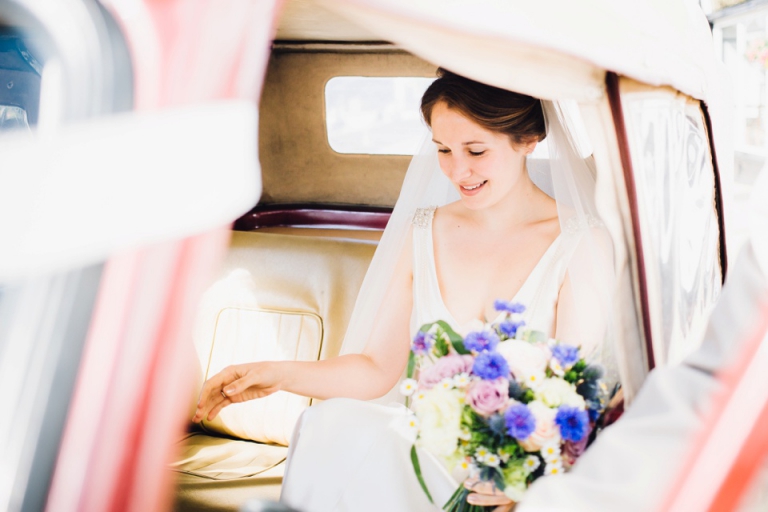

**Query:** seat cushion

left=171, top=433, right=288, bottom=480
left=190, top=231, right=377, bottom=445
left=171, top=433, right=286, bottom=512
left=200, top=307, right=322, bottom=445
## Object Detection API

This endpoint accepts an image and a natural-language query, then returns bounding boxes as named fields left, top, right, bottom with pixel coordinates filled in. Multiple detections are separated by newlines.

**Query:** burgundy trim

left=234, top=203, right=393, bottom=231
left=606, top=72, right=656, bottom=371
left=600, top=399, right=625, bottom=428
left=700, top=102, right=728, bottom=283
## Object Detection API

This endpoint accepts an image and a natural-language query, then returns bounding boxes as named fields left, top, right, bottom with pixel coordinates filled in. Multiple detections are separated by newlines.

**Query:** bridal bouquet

left=400, top=300, right=609, bottom=510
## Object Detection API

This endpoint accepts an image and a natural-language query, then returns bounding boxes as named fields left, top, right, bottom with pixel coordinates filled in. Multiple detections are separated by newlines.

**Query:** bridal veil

left=339, top=99, right=618, bottom=393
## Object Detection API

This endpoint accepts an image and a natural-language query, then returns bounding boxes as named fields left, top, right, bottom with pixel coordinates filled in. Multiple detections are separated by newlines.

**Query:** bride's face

left=430, top=101, right=536, bottom=210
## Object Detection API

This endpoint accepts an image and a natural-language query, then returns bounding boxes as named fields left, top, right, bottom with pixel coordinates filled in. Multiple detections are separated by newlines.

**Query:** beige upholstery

left=172, top=229, right=377, bottom=511
left=200, top=307, right=323, bottom=446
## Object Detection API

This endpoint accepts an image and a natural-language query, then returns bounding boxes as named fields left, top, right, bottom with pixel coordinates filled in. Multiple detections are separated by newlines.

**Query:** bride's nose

left=444, top=156, right=472, bottom=182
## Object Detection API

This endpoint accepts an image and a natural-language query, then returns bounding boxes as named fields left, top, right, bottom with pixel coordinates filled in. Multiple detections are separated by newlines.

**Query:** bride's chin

left=458, top=197, right=491, bottom=210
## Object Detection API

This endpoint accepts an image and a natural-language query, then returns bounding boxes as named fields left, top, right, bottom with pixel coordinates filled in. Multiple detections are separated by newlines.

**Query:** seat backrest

left=191, top=230, right=377, bottom=445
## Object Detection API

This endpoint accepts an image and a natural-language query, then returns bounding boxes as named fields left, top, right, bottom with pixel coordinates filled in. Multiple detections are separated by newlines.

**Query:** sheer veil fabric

left=339, top=100, right=618, bottom=398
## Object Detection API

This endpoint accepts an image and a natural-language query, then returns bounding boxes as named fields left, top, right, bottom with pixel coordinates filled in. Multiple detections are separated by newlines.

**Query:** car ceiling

left=275, top=0, right=382, bottom=42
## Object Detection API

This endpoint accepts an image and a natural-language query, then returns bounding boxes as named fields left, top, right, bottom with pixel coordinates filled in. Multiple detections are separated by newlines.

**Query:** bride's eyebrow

left=462, top=141, right=486, bottom=145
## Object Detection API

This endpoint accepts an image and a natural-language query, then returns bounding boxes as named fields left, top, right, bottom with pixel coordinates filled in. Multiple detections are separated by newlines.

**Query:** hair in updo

left=420, top=68, right=546, bottom=145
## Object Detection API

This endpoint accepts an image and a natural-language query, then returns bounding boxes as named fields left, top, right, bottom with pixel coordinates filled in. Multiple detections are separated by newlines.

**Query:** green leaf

left=520, top=329, right=548, bottom=344
left=411, top=445, right=434, bottom=504
left=442, top=485, right=466, bottom=511
left=434, top=331, right=450, bottom=357
left=407, top=351, right=416, bottom=379
left=436, top=320, right=470, bottom=354
left=492, top=470, right=506, bottom=495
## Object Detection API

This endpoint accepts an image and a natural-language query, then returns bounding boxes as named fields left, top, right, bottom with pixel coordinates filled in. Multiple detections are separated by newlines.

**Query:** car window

left=325, top=76, right=434, bottom=155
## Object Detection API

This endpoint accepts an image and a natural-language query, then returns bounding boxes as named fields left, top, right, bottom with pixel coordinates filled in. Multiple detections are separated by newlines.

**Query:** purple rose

left=418, top=354, right=474, bottom=390
left=467, top=378, right=509, bottom=416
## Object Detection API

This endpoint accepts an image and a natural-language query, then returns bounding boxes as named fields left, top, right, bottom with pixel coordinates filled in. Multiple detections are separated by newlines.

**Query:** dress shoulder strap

left=412, top=205, right=437, bottom=229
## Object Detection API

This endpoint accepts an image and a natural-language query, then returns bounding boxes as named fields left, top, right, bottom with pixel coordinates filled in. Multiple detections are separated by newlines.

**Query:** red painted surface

left=45, top=1, right=284, bottom=511
left=657, top=301, right=768, bottom=512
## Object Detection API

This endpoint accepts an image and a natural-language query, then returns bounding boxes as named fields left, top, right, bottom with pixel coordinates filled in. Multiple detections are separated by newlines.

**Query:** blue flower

left=472, top=351, right=510, bottom=380
left=504, top=404, right=536, bottom=440
left=411, top=331, right=434, bottom=355
left=499, top=320, right=525, bottom=338
left=555, top=406, right=590, bottom=442
left=551, top=344, right=580, bottom=369
left=464, top=329, right=500, bottom=353
left=493, top=300, right=526, bottom=314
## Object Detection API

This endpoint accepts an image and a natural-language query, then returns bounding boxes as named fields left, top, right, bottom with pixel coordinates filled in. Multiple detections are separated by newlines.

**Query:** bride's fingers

left=206, top=394, right=231, bottom=421
left=193, top=367, right=241, bottom=422
left=220, top=373, right=255, bottom=398
left=466, top=493, right=513, bottom=506
left=492, top=504, right=515, bottom=512
left=196, top=368, right=234, bottom=406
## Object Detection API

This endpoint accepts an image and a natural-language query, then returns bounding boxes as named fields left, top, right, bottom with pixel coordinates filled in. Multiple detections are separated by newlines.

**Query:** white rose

left=534, top=378, right=582, bottom=408
left=413, top=387, right=464, bottom=457
left=496, top=340, right=550, bottom=382
left=518, top=400, right=561, bottom=452
left=562, top=389, right=586, bottom=409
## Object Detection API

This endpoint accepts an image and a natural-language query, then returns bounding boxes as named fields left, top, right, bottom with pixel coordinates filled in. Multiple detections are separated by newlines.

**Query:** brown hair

left=421, top=68, right=546, bottom=145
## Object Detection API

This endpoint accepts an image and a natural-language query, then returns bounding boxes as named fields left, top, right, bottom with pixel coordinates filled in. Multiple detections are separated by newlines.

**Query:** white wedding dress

left=280, top=206, right=575, bottom=512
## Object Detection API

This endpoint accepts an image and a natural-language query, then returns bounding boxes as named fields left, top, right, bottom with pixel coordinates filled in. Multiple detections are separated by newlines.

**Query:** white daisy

left=524, top=372, right=546, bottom=390
left=544, top=461, right=564, bottom=476
left=484, top=453, right=501, bottom=467
left=523, top=455, right=541, bottom=473
left=439, top=377, right=454, bottom=390
left=399, top=378, right=418, bottom=396
left=453, top=372, right=471, bottom=388
left=540, top=441, right=561, bottom=462
left=474, top=446, right=490, bottom=463
left=548, top=359, right=565, bottom=377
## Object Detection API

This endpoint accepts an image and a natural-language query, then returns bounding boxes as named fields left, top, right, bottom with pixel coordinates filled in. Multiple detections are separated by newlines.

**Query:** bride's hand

left=192, top=362, right=282, bottom=423
left=464, top=479, right=515, bottom=511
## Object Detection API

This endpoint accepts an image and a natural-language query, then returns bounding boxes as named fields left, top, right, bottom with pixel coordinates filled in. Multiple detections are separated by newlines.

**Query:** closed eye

left=438, top=148, right=451, bottom=154
left=469, top=150, right=485, bottom=156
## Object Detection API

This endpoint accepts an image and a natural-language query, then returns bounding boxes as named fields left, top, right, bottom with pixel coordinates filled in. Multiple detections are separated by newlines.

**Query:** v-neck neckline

left=426, top=219, right=562, bottom=330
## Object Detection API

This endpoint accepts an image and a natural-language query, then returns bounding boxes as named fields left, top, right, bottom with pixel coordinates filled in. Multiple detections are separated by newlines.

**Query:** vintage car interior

left=170, top=14, right=438, bottom=512
left=0, top=0, right=734, bottom=511
left=167, top=2, right=720, bottom=511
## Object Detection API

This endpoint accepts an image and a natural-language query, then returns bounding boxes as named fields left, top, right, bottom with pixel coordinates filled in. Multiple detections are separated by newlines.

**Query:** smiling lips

left=460, top=180, right=488, bottom=196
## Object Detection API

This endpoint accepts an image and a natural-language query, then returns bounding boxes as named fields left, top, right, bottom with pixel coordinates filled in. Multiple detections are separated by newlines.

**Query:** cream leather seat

left=171, top=229, right=378, bottom=511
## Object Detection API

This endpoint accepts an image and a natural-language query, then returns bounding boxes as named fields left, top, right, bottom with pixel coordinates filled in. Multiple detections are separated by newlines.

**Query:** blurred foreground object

left=0, top=0, right=276, bottom=511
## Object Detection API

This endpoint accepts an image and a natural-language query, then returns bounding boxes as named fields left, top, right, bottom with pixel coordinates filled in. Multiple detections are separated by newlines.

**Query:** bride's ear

left=521, top=139, right=538, bottom=155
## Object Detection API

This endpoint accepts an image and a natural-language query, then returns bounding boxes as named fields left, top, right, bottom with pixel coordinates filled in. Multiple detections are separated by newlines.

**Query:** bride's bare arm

left=193, top=229, right=415, bottom=423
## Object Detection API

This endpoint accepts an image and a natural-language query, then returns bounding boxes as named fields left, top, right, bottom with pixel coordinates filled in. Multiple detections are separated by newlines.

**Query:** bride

left=193, top=68, right=613, bottom=511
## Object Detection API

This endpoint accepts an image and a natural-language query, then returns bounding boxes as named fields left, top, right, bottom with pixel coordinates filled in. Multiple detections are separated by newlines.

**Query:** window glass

left=325, top=76, right=434, bottom=155
left=0, top=105, right=30, bottom=131
left=623, top=90, right=722, bottom=365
